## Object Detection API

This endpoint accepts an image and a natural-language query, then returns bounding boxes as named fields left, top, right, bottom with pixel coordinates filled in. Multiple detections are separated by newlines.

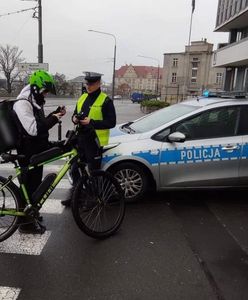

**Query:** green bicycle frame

left=0, top=147, right=78, bottom=217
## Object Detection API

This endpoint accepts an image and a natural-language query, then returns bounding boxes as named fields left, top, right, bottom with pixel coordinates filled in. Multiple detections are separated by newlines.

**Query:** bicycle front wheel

left=71, top=170, right=125, bottom=239
left=0, top=176, right=21, bottom=242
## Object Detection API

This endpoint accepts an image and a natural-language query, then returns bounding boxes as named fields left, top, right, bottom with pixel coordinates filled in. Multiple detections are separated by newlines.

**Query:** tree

left=53, top=73, right=69, bottom=96
left=0, top=44, right=24, bottom=94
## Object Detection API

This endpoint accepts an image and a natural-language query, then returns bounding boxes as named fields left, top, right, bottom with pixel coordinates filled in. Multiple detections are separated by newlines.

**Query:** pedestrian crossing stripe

left=13, top=178, right=72, bottom=189
left=40, top=199, right=65, bottom=214
left=0, top=286, right=21, bottom=299
left=0, top=163, right=72, bottom=189
left=0, top=200, right=64, bottom=255
left=2, top=198, right=64, bottom=215
left=0, top=231, right=51, bottom=255
left=0, top=164, right=64, bottom=171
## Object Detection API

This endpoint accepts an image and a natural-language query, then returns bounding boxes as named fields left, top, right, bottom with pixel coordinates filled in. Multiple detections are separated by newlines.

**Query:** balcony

left=213, top=37, right=248, bottom=67
left=215, top=7, right=248, bottom=32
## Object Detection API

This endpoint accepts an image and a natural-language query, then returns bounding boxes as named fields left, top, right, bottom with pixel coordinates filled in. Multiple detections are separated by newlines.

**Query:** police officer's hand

left=79, top=117, right=90, bottom=125
left=72, top=115, right=79, bottom=124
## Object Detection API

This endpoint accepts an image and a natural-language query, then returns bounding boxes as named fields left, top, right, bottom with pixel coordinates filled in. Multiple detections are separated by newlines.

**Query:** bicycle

left=0, top=130, right=125, bottom=242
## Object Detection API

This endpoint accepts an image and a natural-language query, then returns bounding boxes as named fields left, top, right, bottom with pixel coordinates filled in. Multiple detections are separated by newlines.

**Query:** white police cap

left=83, top=71, right=103, bottom=82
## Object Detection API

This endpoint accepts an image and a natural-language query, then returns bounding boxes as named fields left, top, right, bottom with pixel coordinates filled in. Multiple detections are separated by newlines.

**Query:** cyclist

left=61, top=71, right=116, bottom=207
left=13, top=70, right=66, bottom=234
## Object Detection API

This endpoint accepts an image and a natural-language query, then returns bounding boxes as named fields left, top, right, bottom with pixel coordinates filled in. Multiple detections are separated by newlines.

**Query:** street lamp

left=138, top=55, right=160, bottom=98
left=88, top=29, right=116, bottom=100
left=21, top=0, right=43, bottom=63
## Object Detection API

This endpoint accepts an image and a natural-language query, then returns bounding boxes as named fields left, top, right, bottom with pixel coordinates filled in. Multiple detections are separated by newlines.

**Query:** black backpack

left=0, top=99, right=20, bottom=154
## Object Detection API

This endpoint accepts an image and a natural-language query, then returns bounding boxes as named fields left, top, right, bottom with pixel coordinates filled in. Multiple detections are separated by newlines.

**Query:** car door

left=237, top=105, right=248, bottom=185
left=157, top=105, right=241, bottom=187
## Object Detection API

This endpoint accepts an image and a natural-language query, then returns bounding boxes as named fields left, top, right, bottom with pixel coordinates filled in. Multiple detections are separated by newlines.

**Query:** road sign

left=18, top=63, right=49, bottom=72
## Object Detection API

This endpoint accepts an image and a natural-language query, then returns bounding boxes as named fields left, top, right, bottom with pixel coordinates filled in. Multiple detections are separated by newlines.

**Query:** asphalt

left=1, top=99, right=248, bottom=299
left=1, top=199, right=216, bottom=300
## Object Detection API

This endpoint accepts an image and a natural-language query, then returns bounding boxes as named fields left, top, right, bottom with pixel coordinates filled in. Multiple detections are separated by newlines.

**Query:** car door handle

left=221, top=145, right=239, bottom=151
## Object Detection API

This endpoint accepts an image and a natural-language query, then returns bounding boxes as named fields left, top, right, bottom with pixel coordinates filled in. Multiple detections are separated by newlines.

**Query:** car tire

left=110, top=162, right=148, bottom=203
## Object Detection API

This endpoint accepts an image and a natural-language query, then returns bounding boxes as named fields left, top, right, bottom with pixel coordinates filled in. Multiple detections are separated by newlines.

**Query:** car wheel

left=110, top=162, right=148, bottom=202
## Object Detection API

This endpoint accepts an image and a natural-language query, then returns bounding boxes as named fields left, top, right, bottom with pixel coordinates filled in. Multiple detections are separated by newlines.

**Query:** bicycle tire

left=0, top=176, right=22, bottom=242
left=71, top=170, right=125, bottom=239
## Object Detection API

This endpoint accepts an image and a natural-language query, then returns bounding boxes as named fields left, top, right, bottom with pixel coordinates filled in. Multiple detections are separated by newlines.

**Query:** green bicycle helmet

left=29, top=70, right=56, bottom=95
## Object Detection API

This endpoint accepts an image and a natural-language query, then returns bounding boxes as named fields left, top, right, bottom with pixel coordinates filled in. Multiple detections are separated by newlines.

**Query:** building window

left=192, top=62, right=198, bottom=68
left=172, top=58, right=178, bottom=67
left=171, top=73, right=177, bottom=83
left=191, top=78, right=197, bottom=83
left=229, top=4, right=233, bottom=17
left=216, top=73, right=223, bottom=84
left=193, top=57, right=199, bottom=61
left=192, top=69, right=198, bottom=77
left=234, top=0, right=238, bottom=13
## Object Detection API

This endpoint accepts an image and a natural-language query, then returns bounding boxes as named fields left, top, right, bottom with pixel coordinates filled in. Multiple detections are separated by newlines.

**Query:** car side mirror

left=168, top=132, right=186, bottom=143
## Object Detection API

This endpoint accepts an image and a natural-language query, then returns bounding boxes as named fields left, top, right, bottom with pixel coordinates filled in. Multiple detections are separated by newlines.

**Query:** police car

left=102, top=93, right=248, bottom=202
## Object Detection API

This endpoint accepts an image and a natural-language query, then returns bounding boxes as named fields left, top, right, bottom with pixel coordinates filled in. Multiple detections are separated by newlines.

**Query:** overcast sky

left=0, top=0, right=228, bottom=82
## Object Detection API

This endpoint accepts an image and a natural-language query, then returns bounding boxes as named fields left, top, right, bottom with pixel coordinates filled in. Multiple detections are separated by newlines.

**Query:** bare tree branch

left=0, top=44, right=25, bottom=94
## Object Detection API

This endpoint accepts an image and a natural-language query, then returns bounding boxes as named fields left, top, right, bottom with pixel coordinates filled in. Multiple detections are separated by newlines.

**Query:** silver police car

left=102, top=96, right=248, bottom=202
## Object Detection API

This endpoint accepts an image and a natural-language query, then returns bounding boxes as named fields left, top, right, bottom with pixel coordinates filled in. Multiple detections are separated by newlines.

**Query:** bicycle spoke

left=72, top=171, right=125, bottom=239
left=0, top=177, right=20, bottom=241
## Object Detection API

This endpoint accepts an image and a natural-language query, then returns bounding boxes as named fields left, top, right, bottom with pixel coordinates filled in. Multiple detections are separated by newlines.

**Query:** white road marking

left=13, top=178, right=72, bottom=189
left=40, top=199, right=64, bottom=214
left=0, top=231, right=51, bottom=255
left=0, top=287, right=21, bottom=300
left=0, top=164, right=64, bottom=171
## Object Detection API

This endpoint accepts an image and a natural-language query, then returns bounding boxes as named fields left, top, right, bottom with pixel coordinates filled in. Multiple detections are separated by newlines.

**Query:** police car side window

left=173, top=107, right=239, bottom=140
left=237, top=106, right=248, bottom=135
left=152, top=128, right=171, bottom=141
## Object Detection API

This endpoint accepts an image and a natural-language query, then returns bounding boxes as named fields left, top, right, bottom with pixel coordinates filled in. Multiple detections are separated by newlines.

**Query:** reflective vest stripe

left=76, top=92, right=110, bottom=146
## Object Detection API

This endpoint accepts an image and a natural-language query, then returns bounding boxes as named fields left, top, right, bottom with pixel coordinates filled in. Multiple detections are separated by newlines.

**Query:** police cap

left=83, top=71, right=103, bottom=83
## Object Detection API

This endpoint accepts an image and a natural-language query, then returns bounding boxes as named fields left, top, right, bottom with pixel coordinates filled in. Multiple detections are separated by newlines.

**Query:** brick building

left=115, top=64, right=163, bottom=97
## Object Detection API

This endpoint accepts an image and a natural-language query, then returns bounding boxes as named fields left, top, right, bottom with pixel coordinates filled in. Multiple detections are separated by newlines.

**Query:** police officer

left=61, top=72, right=116, bottom=207
left=13, top=70, right=66, bottom=234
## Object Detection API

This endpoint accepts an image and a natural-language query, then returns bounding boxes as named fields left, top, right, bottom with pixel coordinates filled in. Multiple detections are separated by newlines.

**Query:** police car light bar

left=202, top=90, right=247, bottom=99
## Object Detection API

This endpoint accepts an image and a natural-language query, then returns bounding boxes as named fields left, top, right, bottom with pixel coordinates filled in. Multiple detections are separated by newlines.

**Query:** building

left=213, top=0, right=248, bottom=93
left=115, top=64, right=163, bottom=97
left=161, top=39, right=225, bottom=103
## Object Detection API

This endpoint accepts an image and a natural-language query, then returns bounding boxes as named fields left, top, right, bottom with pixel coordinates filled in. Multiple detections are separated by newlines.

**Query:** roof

left=69, top=76, right=84, bottom=83
left=116, top=65, right=163, bottom=78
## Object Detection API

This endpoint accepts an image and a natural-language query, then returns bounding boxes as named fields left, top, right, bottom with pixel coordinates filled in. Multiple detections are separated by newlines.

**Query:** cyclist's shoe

left=61, top=199, right=71, bottom=207
left=19, top=222, right=46, bottom=235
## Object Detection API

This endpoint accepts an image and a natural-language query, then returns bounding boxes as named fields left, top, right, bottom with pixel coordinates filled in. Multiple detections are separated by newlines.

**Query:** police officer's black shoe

left=61, top=199, right=71, bottom=207
left=61, top=187, right=74, bottom=207
left=38, top=215, right=43, bottom=222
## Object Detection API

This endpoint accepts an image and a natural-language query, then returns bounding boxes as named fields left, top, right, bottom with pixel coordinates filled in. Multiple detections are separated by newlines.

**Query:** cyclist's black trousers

left=17, top=137, right=48, bottom=205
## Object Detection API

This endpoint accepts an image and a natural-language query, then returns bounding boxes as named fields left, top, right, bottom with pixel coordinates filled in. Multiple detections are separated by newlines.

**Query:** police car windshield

left=130, top=104, right=198, bottom=133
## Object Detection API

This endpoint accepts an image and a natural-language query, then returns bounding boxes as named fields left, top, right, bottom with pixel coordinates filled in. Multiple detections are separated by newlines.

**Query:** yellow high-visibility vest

left=76, top=92, right=110, bottom=146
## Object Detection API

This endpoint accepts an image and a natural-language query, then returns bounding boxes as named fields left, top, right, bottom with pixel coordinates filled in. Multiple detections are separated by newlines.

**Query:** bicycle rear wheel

left=0, top=176, right=21, bottom=242
left=71, top=170, right=125, bottom=239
